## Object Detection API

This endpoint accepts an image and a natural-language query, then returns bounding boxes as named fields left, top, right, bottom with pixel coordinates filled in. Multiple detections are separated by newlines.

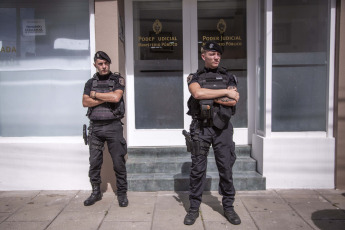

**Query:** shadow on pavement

left=173, top=191, right=190, bottom=212
left=311, top=209, right=345, bottom=230
left=202, top=191, right=224, bottom=215
left=173, top=160, right=223, bottom=216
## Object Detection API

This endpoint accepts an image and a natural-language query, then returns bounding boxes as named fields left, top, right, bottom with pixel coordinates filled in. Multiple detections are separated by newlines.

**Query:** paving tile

left=276, top=189, right=329, bottom=205
left=281, top=195, right=328, bottom=204
left=100, top=221, right=151, bottom=230
left=155, top=191, right=188, bottom=211
left=159, top=191, right=189, bottom=212
left=317, top=192, right=345, bottom=209
left=0, top=189, right=344, bottom=230
left=316, top=189, right=345, bottom=195
left=152, top=192, right=193, bottom=229
left=250, top=210, right=313, bottom=230
left=153, top=191, right=203, bottom=229
left=0, top=221, right=50, bottom=230
left=153, top=210, right=203, bottom=230
left=238, top=189, right=278, bottom=198
left=39, top=190, right=79, bottom=197
left=291, top=201, right=345, bottom=220
left=201, top=195, right=257, bottom=229
left=152, top=209, right=200, bottom=230
left=0, top=191, right=40, bottom=198
left=6, top=191, right=76, bottom=222
left=333, top=202, right=345, bottom=210
left=0, top=197, right=33, bottom=213
left=46, top=210, right=106, bottom=230
left=241, top=197, right=292, bottom=212
left=275, top=189, right=319, bottom=196
left=200, top=199, right=226, bottom=221
left=0, top=212, right=10, bottom=222
left=105, top=205, right=154, bottom=222
left=204, top=220, right=258, bottom=230
left=104, top=195, right=156, bottom=222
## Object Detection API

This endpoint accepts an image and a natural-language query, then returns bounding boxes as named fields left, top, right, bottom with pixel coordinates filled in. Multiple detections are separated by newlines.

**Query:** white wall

left=252, top=134, right=335, bottom=189
left=0, top=135, right=336, bottom=190
left=0, top=137, right=90, bottom=190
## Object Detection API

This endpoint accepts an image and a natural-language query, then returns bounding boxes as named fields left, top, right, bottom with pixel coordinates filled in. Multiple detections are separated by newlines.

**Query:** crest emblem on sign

left=153, top=19, right=162, bottom=35
left=217, top=19, right=227, bottom=34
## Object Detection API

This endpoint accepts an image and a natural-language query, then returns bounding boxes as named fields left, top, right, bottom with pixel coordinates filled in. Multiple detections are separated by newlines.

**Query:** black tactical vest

left=187, top=67, right=237, bottom=129
left=87, top=73, right=125, bottom=121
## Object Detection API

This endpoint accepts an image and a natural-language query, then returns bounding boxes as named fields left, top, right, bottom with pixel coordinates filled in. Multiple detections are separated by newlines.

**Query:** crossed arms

left=82, top=90, right=123, bottom=108
left=188, top=82, right=239, bottom=107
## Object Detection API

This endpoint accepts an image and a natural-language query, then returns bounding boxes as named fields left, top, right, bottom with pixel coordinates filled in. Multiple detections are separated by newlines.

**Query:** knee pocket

left=120, top=137, right=127, bottom=153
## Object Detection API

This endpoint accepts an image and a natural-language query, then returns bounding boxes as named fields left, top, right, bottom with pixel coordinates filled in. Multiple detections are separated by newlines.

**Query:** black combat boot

left=84, top=183, right=102, bottom=206
left=117, top=194, right=128, bottom=207
left=224, top=209, right=241, bottom=225
left=183, top=209, right=199, bottom=225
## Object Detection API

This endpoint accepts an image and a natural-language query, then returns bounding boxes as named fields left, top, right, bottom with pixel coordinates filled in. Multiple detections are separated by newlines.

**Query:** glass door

left=197, top=0, right=248, bottom=143
left=125, top=0, right=185, bottom=146
left=125, top=0, right=250, bottom=146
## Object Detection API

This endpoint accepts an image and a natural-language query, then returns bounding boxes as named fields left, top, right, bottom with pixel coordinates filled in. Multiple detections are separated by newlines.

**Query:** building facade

left=0, top=0, right=344, bottom=190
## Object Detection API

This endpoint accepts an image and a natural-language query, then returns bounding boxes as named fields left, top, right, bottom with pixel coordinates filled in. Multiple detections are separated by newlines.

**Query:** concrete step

left=127, top=171, right=266, bottom=191
left=126, top=157, right=257, bottom=174
left=127, top=145, right=252, bottom=158
left=126, top=145, right=266, bottom=192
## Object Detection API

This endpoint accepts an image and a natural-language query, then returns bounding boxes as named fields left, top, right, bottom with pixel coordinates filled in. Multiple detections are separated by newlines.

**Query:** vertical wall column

left=95, top=0, right=119, bottom=71
left=94, top=0, right=126, bottom=138
left=335, top=0, right=345, bottom=189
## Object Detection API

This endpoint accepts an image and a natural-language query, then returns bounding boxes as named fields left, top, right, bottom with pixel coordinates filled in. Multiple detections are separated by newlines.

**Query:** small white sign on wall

left=22, top=19, right=46, bottom=36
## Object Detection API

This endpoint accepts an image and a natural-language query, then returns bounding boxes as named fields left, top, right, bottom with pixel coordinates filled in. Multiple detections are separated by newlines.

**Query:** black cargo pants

left=189, top=121, right=237, bottom=211
left=88, top=119, right=128, bottom=195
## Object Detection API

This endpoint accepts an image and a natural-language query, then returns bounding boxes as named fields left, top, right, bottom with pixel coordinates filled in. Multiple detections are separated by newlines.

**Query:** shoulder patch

left=187, top=74, right=193, bottom=84
left=119, top=77, right=125, bottom=87
left=232, top=74, right=238, bottom=84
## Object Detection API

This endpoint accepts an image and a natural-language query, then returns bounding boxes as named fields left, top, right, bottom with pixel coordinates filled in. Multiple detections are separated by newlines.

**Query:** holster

left=182, top=130, right=193, bottom=152
left=83, top=124, right=88, bottom=145
left=183, top=120, right=211, bottom=156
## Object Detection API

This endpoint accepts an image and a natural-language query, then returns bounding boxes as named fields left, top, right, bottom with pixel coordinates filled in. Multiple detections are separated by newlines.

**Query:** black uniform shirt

left=187, top=67, right=236, bottom=88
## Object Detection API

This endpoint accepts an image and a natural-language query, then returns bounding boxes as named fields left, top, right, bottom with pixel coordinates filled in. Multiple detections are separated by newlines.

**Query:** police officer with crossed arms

left=82, top=51, right=128, bottom=207
left=183, top=41, right=241, bottom=225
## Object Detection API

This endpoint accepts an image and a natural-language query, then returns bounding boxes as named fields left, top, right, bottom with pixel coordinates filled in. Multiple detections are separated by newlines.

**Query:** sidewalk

left=0, top=189, right=344, bottom=230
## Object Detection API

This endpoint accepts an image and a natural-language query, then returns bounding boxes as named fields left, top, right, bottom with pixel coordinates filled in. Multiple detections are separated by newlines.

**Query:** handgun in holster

left=182, top=130, right=193, bottom=152
left=183, top=129, right=207, bottom=155
left=83, top=124, right=88, bottom=145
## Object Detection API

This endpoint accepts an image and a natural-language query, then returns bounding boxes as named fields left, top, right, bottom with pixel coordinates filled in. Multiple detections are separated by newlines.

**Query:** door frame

left=125, top=0, right=253, bottom=147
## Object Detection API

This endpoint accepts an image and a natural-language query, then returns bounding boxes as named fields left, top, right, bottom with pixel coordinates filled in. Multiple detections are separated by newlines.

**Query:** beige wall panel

left=95, top=0, right=119, bottom=72
left=94, top=0, right=127, bottom=192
